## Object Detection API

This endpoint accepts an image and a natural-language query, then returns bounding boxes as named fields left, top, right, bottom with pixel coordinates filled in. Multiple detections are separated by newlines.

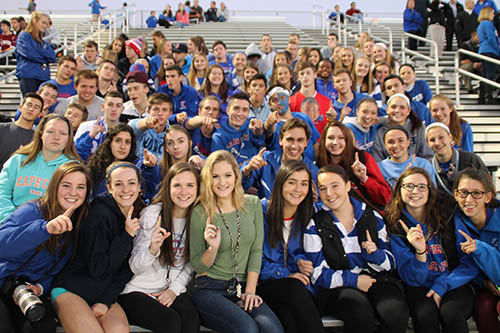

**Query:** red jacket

left=351, top=150, right=391, bottom=207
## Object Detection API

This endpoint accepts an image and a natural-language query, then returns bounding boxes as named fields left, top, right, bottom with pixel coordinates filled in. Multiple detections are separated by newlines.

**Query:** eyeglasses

left=401, top=183, right=429, bottom=192
left=455, top=189, right=486, bottom=199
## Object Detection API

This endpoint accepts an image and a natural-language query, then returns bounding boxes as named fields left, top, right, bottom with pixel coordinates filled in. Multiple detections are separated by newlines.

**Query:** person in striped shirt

left=304, top=165, right=409, bottom=332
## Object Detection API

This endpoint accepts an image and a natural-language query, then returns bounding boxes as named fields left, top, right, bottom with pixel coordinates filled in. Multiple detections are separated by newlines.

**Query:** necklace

left=166, top=219, right=186, bottom=286
left=217, top=204, right=242, bottom=297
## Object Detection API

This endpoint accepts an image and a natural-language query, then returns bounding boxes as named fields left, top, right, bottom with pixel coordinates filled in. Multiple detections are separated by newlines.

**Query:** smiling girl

left=190, top=150, right=283, bottom=333
left=0, top=115, right=78, bottom=224
left=304, top=165, right=408, bottom=333
left=53, top=162, right=145, bottom=332
left=317, top=121, right=391, bottom=208
left=387, top=167, right=478, bottom=333
left=0, top=161, right=91, bottom=333
left=257, top=160, right=324, bottom=333
left=119, top=163, right=200, bottom=333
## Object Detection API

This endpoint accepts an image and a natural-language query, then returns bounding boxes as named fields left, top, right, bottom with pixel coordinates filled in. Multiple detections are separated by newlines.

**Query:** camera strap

left=12, top=247, right=62, bottom=284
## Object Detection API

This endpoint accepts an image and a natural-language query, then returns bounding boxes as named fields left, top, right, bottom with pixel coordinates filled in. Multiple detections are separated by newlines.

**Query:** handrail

left=455, top=48, right=500, bottom=107
left=367, top=22, right=393, bottom=54
left=343, top=13, right=362, bottom=36
left=312, top=4, right=325, bottom=32
left=325, top=10, right=342, bottom=44
left=401, top=32, right=440, bottom=94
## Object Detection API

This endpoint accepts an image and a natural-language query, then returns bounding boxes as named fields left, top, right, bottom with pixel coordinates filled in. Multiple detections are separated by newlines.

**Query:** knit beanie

left=126, top=39, right=143, bottom=56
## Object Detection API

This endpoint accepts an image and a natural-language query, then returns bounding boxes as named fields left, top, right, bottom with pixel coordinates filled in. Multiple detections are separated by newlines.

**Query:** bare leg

left=97, top=302, right=129, bottom=333
left=53, top=292, right=104, bottom=333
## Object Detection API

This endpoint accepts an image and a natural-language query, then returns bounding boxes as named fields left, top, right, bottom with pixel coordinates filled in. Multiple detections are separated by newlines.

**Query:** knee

left=107, top=322, right=130, bottom=333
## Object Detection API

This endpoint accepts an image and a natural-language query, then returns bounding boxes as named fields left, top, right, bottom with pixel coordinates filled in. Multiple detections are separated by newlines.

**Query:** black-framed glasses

left=402, top=183, right=429, bottom=192
left=455, top=189, right=486, bottom=199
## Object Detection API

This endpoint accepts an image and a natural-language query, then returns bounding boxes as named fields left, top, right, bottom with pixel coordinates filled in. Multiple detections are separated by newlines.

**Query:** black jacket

left=444, top=1, right=464, bottom=26
left=455, top=10, right=478, bottom=44
left=429, top=0, right=446, bottom=26
left=53, top=194, right=134, bottom=307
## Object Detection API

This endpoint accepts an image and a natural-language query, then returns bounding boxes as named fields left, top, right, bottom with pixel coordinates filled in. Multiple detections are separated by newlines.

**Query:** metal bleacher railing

left=401, top=32, right=440, bottom=94
left=455, top=49, right=500, bottom=108
left=0, top=5, right=136, bottom=85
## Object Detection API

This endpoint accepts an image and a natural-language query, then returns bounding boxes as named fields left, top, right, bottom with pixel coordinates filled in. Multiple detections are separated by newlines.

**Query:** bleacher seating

left=0, top=13, right=494, bottom=332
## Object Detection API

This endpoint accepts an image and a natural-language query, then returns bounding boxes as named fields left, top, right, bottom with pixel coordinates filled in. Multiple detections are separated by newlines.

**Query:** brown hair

left=316, top=121, right=357, bottom=173
left=429, top=94, right=466, bottom=147
left=75, top=69, right=99, bottom=87
left=38, top=161, right=92, bottom=255
left=153, top=162, right=199, bottom=265
left=16, top=114, right=79, bottom=167
left=161, top=125, right=192, bottom=177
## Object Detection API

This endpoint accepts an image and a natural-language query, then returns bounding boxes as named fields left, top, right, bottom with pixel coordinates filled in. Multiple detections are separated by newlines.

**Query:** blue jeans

left=191, top=276, right=284, bottom=333
left=176, top=22, right=189, bottom=28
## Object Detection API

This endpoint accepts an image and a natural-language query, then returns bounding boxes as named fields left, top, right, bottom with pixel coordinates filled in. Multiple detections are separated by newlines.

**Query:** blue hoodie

left=128, top=118, right=168, bottom=160
left=0, top=152, right=74, bottom=224
left=332, top=91, right=370, bottom=119
left=259, top=199, right=308, bottom=282
left=0, top=201, right=74, bottom=294
left=211, top=117, right=265, bottom=166
left=390, top=208, right=478, bottom=297
left=343, top=117, right=380, bottom=153
left=407, top=80, right=433, bottom=105
left=241, top=149, right=318, bottom=199
left=316, top=77, right=338, bottom=103
left=456, top=203, right=500, bottom=287
left=15, top=31, right=57, bottom=81
left=157, top=83, right=199, bottom=118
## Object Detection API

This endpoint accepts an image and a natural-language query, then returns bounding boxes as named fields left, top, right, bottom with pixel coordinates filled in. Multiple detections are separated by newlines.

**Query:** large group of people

left=0, top=3, right=499, bottom=333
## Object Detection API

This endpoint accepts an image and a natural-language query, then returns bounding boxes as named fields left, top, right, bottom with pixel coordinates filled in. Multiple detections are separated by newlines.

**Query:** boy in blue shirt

left=146, top=11, right=158, bottom=28
left=211, top=92, right=265, bottom=165
left=157, top=64, right=199, bottom=118
left=399, top=64, right=433, bottom=104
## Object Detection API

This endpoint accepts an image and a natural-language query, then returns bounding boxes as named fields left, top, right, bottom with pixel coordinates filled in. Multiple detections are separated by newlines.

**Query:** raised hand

left=203, top=216, right=221, bottom=250
left=46, top=205, right=76, bottom=234
left=399, top=220, right=426, bottom=254
left=339, top=105, right=352, bottom=122
left=249, top=118, right=264, bottom=136
left=176, top=112, right=188, bottom=125
left=145, top=116, right=160, bottom=129
left=125, top=206, right=140, bottom=237
left=242, top=148, right=267, bottom=176
left=149, top=215, right=171, bottom=256
left=297, top=259, right=314, bottom=276
left=458, top=230, right=477, bottom=254
left=406, top=154, right=416, bottom=169
left=143, top=149, right=158, bottom=168
left=351, top=152, right=368, bottom=183
left=188, top=155, right=205, bottom=171
left=446, top=163, right=456, bottom=179
left=362, top=230, right=377, bottom=254
left=89, top=116, right=105, bottom=139
left=325, top=105, right=337, bottom=122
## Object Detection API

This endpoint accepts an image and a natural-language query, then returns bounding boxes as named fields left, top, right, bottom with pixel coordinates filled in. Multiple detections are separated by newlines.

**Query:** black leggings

left=322, top=281, right=409, bottom=333
left=118, top=292, right=200, bottom=333
left=405, top=284, right=474, bottom=333
left=0, top=293, right=57, bottom=333
left=257, top=277, right=325, bottom=333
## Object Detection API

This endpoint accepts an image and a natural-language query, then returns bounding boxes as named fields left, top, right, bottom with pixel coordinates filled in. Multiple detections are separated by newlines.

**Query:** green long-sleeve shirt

left=190, top=195, right=263, bottom=281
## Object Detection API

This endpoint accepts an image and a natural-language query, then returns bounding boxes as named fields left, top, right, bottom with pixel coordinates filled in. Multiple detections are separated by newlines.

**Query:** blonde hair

left=478, top=7, right=494, bottom=21
left=26, top=11, right=49, bottom=42
left=199, top=150, right=245, bottom=219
